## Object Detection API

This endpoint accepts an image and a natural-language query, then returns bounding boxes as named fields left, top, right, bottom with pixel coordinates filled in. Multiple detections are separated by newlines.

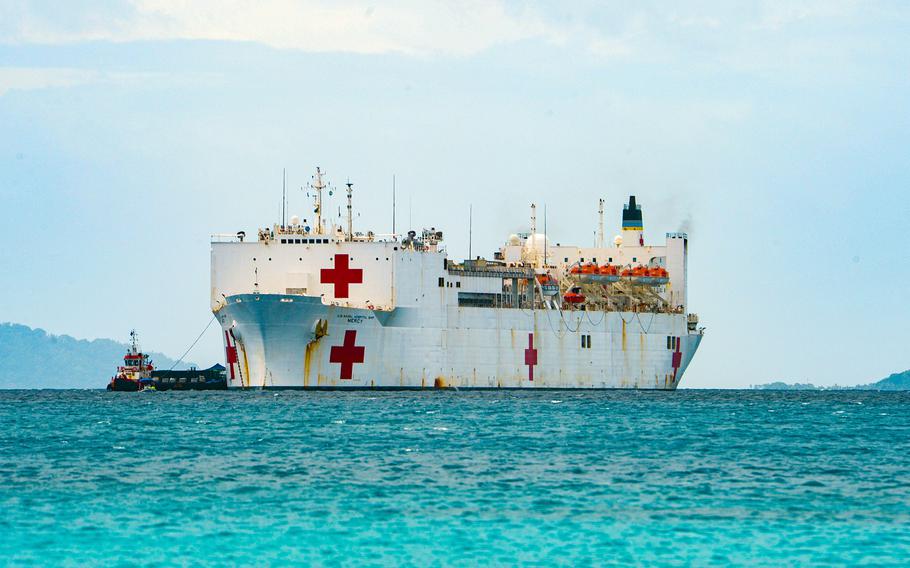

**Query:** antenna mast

left=392, top=174, right=396, bottom=238
left=544, top=204, right=548, bottom=267
left=345, top=180, right=354, bottom=241
left=309, top=167, right=326, bottom=235
left=282, top=168, right=287, bottom=227
left=597, top=198, right=604, bottom=248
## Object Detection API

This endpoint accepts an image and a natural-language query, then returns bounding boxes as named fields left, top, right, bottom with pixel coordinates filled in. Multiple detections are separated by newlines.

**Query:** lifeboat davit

left=536, top=273, right=559, bottom=296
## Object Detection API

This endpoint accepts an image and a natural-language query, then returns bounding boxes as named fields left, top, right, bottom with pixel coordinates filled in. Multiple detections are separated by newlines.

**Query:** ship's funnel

left=621, top=195, right=644, bottom=247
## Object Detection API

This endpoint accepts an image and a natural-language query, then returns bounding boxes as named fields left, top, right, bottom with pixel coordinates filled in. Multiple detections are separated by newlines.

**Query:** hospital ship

left=211, top=168, right=703, bottom=389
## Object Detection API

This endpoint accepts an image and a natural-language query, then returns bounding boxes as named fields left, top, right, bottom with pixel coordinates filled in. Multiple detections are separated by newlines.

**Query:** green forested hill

left=869, top=371, right=910, bottom=391
left=0, top=323, right=187, bottom=389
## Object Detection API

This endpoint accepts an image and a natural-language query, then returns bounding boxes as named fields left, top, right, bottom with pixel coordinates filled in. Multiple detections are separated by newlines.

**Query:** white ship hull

left=217, top=294, right=700, bottom=389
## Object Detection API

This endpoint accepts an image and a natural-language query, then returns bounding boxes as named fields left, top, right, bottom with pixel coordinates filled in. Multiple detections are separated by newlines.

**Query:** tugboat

left=106, top=329, right=228, bottom=391
left=107, top=330, right=154, bottom=391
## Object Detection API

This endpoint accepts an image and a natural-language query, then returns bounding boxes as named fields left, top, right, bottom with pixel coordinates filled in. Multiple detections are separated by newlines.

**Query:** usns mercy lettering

left=211, top=168, right=703, bottom=389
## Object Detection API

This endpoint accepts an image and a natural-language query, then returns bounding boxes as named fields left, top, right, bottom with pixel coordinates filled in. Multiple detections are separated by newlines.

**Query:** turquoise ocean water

left=1, top=389, right=909, bottom=565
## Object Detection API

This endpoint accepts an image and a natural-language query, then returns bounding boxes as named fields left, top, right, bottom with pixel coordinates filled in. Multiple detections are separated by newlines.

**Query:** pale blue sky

left=1, top=1, right=908, bottom=387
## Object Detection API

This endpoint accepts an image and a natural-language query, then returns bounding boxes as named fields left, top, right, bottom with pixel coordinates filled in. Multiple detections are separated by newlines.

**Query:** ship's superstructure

left=211, top=168, right=703, bottom=389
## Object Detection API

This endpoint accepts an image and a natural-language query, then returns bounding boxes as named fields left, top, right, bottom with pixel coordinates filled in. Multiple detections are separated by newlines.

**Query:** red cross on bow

left=330, top=330, right=365, bottom=380
left=671, top=337, right=682, bottom=380
left=320, top=254, right=363, bottom=298
left=524, top=333, right=538, bottom=381
left=223, top=330, right=238, bottom=381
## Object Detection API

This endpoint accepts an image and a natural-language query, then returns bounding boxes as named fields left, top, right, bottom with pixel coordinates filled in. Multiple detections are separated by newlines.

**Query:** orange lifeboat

left=572, top=262, right=600, bottom=283
left=563, top=286, right=585, bottom=305
left=631, top=265, right=670, bottom=285
left=586, top=263, right=619, bottom=283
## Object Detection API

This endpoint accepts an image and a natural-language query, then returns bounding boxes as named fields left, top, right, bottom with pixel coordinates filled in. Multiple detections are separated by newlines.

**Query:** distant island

left=754, top=371, right=910, bottom=391
left=0, top=323, right=193, bottom=389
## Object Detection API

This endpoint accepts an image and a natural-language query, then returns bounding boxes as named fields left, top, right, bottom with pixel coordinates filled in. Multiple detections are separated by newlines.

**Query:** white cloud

left=3, top=0, right=569, bottom=57
left=0, top=0, right=898, bottom=72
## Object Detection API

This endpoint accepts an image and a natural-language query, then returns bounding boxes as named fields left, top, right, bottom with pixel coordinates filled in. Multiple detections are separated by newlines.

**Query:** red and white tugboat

left=106, top=330, right=155, bottom=391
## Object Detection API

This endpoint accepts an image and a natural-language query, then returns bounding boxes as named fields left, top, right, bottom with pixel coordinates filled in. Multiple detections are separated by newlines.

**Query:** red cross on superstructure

left=320, top=254, right=363, bottom=298
left=671, top=337, right=682, bottom=380
left=330, top=330, right=365, bottom=380
left=524, top=333, right=538, bottom=381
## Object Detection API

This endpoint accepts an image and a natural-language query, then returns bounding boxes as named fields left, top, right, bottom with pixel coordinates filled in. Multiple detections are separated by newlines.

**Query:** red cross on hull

left=224, top=330, right=238, bottom=381
left=671, top=337, right=683, bottom=381
left=320, top=254, right=363, bottom=298
left=330, top=330, right=365, bottom=380
left=524, top=333, right=538, bottom=381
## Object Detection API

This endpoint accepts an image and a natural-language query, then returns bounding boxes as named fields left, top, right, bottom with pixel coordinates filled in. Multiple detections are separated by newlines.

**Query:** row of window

left=281, top=238, right=330, bottom=244
left=155, top=377, right=207, bottom=383
left=564, top=256, right=638, bottom=263
left=252, top=256, right=391, bottom=262
left=575, top=334, right=679, bottom=350
left=438, top=278, right=462, bottom=288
